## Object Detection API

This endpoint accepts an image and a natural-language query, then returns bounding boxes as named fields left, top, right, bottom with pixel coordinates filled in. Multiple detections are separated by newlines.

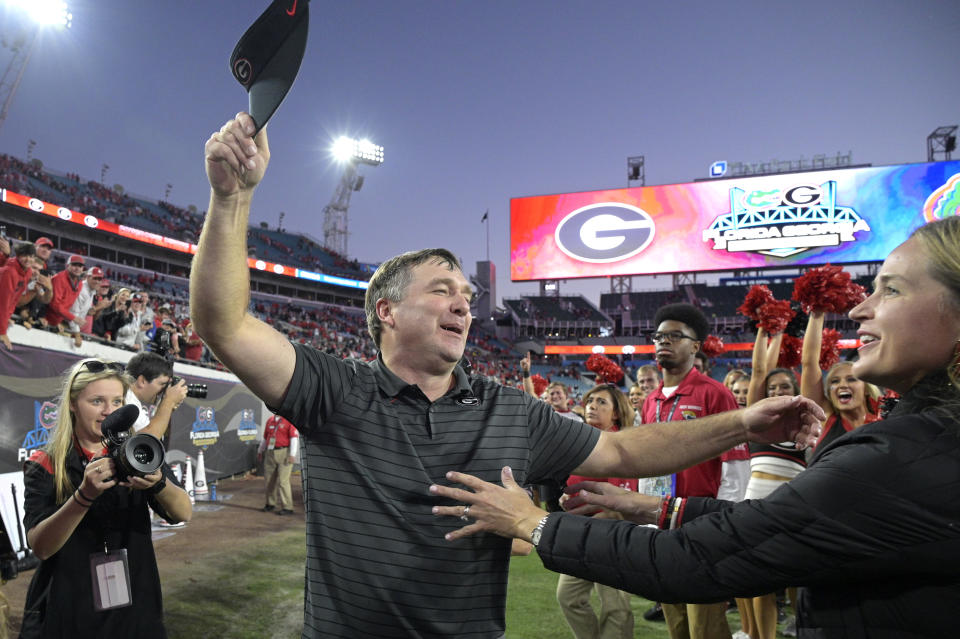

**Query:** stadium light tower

left=0, top=1, right=72, bottom=133
left=322, top=136, right=384, bottom=257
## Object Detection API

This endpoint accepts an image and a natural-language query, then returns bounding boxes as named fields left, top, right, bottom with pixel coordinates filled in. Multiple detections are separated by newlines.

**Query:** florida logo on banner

left=19, top=401, right=57, bottom=462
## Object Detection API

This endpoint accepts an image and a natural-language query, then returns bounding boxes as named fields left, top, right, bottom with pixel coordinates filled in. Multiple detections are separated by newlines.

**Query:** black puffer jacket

left=537, top=380, right=960, bottom=638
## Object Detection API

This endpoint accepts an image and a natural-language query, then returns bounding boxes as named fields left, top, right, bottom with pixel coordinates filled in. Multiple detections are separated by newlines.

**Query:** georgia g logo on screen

left=554, top=203, right=656, bottom=263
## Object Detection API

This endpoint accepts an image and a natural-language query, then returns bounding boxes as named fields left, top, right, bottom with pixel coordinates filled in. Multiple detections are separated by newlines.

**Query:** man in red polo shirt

left=258, top=413, right=300, bottom=515
left=642, top=303, right=743, bottom=639
left=44, top=254, right=86, bottom=330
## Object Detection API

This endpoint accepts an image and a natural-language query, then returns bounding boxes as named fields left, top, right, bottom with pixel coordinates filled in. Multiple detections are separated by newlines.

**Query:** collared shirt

left=642, top=367, right=740, bottom=498
left=260, top=414, right=299, bottom=456
left=277, top=343, right=600, bottom=638
left=125, top=389, right=152, bottom=432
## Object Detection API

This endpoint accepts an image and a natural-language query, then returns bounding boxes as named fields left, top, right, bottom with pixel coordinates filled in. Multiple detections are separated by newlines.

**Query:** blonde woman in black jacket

left=435, top=216, right=960, bottom=639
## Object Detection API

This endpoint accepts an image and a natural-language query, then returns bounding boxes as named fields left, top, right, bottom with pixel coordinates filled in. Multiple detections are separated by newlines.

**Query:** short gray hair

left=365, top=248, right=462, bottom=348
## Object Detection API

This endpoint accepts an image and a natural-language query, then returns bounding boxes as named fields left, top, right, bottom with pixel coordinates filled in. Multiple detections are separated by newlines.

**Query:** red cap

left=98, top=279, right=111, bottom=288
left=88, top=266, right=104, bottom=278
left=68, top=254, right=85, bottom=265
left=35, top=237, right=54, bottom=248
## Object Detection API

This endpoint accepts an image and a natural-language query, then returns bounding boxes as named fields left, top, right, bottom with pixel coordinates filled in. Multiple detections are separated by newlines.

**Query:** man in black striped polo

left=192, top=113, right=823, bottom=638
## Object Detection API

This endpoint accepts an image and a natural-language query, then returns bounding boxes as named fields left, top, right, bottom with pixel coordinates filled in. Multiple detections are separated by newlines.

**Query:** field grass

left=160, top=527, right=714, bottom=638
left=506, top=553, right=677, bottom=639
left=162, top=528, right=307, bottom=639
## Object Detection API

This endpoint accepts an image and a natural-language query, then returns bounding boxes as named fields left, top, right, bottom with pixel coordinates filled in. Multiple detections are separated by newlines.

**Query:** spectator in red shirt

left=10, top=237, right=54, bottom=328
left=33, top=236, right=54, bottom=266
left=0, top=242, right=36, bottom=350
left=44, top=254, right=86, bottom=330
left=182, top=321, right=205, bottom=361
left=257, top=414, right=299, bottom=515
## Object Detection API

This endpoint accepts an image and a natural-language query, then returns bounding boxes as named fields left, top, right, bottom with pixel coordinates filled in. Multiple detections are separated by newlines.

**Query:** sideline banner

left=0, top=339, right=262, bottom=479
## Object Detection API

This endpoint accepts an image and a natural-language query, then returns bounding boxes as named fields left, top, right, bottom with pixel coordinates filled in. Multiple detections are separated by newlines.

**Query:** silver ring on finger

left=460, top=506, right=471, bottom=522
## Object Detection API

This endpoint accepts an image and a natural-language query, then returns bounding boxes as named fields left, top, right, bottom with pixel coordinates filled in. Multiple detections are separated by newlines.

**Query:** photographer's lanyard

left=78, top=450, right=134, bottom=611
left=655, top=395, right=682, bottom=497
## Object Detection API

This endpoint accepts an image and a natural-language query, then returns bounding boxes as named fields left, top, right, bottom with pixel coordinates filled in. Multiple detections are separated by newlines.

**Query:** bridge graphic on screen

left=703, top=181, right=870, bottom=258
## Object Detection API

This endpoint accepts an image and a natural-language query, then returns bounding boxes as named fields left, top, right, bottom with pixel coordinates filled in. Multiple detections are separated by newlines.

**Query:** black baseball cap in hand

left=230, top=0, right=310, bottom=133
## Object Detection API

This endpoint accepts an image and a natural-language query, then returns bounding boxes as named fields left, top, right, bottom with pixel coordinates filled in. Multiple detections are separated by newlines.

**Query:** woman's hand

left=564, top=481, right=662, bottom=524
left=430, top=466, right=547, bottom=542
left=81, top=457, right=119, bottom=499
left=122, top=468, right=162, bottom=491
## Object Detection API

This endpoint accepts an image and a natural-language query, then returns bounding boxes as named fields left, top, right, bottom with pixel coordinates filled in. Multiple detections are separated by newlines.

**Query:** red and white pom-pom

left=757, top=299, right=796, bottom=334
left=777, top=334, right=803, bottom=369
left=792, top=264, right=867, bottom=314
left=530, top=374, right=549, bottom=397
left=701, top=335, right=725, bottom=358
left=737, top=285, right=775, bottom=320
left=586, top=353, right=624, bottom=385
left=819, top=328, right=842, bottom=371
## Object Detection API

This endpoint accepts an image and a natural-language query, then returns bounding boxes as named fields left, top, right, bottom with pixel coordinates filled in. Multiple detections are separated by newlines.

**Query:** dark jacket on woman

left=20, top=442, right=178, bottom=639
left=536, top=375, right=960, bottom=638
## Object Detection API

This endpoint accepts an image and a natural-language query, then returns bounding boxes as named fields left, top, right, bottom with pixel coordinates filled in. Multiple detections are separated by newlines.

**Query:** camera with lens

left=170, top=375, right=208, bottom=399
left=101, top=405, right=165, bottom=482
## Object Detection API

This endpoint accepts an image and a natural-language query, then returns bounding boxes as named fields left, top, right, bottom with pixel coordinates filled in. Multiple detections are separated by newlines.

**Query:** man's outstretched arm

left=575, top=395, right=824, bottom=479
left=191, top=113, right=295, bottom=408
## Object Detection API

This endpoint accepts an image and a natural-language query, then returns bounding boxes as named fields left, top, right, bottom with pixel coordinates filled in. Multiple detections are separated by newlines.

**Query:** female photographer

left=434, top=216, right=960, bottom=637
left=20, top=358, right=191, bottom=638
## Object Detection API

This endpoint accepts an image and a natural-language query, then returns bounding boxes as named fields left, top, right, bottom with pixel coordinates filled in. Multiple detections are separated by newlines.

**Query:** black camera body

left=170, top=375, right=208, bottom=399
left=101, top=405, right=165, bottom=481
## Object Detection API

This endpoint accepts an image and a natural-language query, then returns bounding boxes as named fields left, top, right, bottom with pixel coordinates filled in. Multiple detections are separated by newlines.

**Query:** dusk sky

left=2, top=0, right=958, bottom=305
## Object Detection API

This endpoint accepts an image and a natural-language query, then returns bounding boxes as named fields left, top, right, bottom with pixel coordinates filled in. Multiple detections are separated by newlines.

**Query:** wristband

left=147, top=476, right=167, bottom=495
left=73, top=492, right=92, bottom=508
left=522, top=370, right=531, bottom=379
left=657, top=497, right=672, bottom=529
left=77, top=488, right=97, bottom=503
left=669, top=497, right=684, bottom=530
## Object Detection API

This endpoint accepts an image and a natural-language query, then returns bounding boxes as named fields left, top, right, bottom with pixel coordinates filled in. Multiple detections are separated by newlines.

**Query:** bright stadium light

left=331, top=135, right=384, bottom=166
left=10, top=0, right=72, bottom=28
left=0, top=1, right=72, bottom=133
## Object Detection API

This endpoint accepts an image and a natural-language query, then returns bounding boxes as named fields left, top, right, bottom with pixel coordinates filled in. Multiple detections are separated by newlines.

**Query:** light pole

left=0, top=1, right=72, bottom=134
left=323, top=136, right=384, bottom=256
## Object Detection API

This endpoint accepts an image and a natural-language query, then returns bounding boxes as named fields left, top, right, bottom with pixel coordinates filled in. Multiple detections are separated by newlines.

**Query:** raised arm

left=747, top=328, right=783, bottom=406
left=800, top=311, right=827, bottom=409
left=190, top=113, right=295, bottom=408
left=520, top=352, right=536, bottom=397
